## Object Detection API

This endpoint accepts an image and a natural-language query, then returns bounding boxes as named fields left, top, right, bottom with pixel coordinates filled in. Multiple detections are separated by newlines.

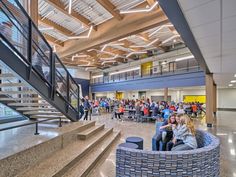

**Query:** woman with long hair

left=171, top=115, right=198, bottom=151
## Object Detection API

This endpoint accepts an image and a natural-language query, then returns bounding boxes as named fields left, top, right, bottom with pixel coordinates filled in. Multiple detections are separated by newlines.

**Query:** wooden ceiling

left=37, top=0, right=182, bottom=70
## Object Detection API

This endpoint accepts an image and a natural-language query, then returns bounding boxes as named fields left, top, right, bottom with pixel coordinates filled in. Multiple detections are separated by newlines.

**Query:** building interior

left=0, top=0, right=235, bottom=176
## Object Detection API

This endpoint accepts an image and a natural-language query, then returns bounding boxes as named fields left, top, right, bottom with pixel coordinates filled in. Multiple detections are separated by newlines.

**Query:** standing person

left=115, top=104, right=124, bottom=120
left=83, top=95, right=91, bottom=121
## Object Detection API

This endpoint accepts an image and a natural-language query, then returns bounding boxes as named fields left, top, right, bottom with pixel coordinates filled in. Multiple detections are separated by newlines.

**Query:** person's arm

left=175, top=125, right=188, bottom=137
left=160, top=121, right=171, bottom=130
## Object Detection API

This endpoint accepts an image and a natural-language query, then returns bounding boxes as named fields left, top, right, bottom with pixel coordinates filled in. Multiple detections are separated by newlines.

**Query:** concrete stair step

left=0, top=90, right=36, bottom=95
left=0, top=82, right=25, bottom=87
left=77, top=124, right=105, bottom=140
left=17, top=128, right=114, bottom=177
left=30, top=115, right=66, bottom=119
left=24, top=111, right=63, bottom=115
left=8, top=103, right=49, bottom=107
left=0, top=97, right=42, bottom=101
left=16, top=107, right=56, bottom=111
left=61, top=131, right=120, bottom=177
left=0, top=73, right=15, bottom=78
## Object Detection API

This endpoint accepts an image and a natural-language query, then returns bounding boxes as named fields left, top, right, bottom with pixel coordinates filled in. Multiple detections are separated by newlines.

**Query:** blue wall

left=74, top=78, right=90, bottom=97
left=91, top=71, right=205, bottom=92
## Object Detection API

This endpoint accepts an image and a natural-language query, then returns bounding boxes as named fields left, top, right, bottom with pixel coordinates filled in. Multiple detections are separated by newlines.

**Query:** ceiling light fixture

left=230, top=80, right=236, bottom=83
left=102, top=60, right=115, bottom=65
left=120, top=1, right=158, bottom=14
left=149, top=24, right=174, bottom=37
left=71, top=54, right=88, bottom=61
left=175, top=55, right=194, bottom=61
left=100, top=54, right=118, bottom=60
left=68, top=26, right=93, bottom=39
left=68, top=0, right=72, bottom=14
left=39, top=27, right=54, bottom=31
left=229, top=84, right=233, bottom=87
left=130, top=38, right=159, bottom=48
left=126, top=51, right=147, bottom=57
left=92, top=74, right=103, bottom=78
left=101, top=43, right=124, bottom=52
left=234, top=74, right=236, bottom=77
left=162, top=34, right=180, bottom=44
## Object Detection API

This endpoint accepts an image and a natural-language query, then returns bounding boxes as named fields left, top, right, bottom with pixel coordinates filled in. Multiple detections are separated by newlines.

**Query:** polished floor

left=87, top=111, right=236, bottom=177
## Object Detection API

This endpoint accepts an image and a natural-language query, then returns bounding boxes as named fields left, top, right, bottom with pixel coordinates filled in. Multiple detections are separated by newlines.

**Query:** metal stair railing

left=0, top=0, right=80, bottom=121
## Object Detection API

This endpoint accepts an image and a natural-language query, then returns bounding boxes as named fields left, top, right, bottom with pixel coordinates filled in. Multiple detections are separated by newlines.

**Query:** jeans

left=166, top=139, right=184, bottom=151
left=115, top=112, right=123, bottom=119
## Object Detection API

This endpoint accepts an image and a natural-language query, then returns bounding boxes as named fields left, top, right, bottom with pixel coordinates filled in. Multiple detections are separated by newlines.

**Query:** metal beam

left=58, top=9, right=169, bottom=58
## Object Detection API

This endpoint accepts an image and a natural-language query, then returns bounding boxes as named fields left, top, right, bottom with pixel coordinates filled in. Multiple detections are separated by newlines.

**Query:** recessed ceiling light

left=234, top=74, right=236, bottom=77
left=230, top=80, right=236, bottom=83
left=229, top=84, right=233, bottom=87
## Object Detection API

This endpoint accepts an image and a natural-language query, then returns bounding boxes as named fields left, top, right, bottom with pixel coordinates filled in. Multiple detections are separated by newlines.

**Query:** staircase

left=7, top=121, right=120, bottom=177
left=0, top=0, right=81, bottom=122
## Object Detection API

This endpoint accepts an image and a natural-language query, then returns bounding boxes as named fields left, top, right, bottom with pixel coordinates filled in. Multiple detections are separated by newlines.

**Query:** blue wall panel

left=74, top=78, right=90, bottom=97
left=91, top=71, right=205, bottom=92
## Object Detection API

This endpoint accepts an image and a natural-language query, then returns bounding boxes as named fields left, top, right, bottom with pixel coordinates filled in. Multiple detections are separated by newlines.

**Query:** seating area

left=116, top=130, right=220, bottom=176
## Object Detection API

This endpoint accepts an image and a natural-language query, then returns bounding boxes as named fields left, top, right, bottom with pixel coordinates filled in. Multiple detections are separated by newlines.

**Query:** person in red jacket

left=115, top=105, right=124, bottom=119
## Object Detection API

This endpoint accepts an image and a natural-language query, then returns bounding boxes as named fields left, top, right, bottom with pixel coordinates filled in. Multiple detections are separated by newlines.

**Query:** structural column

left=205, top=74, right=214, bottom=127
left=164, top=88, right=168, bottom=101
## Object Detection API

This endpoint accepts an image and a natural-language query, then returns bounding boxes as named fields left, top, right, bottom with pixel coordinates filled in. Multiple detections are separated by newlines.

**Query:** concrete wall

left=217, top=88, right=236, bottom=109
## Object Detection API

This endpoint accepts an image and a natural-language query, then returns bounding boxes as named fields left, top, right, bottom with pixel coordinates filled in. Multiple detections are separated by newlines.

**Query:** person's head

left=176, top=114, right=183, bottom=124
left=181, top=115, right=196, bottom=135
left=85, top=95, right=89, bottom=100
left=168, top=113, right=177, bottom=124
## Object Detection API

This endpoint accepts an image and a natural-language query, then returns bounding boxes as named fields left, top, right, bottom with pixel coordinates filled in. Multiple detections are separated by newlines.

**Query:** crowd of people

left=79, top=97, right=205, bottom=121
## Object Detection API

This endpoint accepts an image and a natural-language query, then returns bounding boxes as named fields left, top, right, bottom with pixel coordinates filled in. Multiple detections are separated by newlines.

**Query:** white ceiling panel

left=177, top=0, right=215, bottom=12
left=191, top=21, right=220, bottom=40
left=181, top=0, right=220, bottom=28
left=222, top=0, right=236, bottom=18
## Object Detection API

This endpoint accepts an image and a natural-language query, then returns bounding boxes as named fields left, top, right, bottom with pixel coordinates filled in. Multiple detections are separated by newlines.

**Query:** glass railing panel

left=0, top=0, right=29, bottom=62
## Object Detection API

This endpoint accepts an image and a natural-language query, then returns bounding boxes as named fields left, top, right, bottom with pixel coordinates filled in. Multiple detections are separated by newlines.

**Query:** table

left=126, top=136, right=144, bottom=150
left=118, top=142, right=139, bottom=149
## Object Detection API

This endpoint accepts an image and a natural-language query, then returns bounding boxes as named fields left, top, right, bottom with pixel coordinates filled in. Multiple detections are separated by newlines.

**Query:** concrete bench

left=116, top=130, right=220, bottom=177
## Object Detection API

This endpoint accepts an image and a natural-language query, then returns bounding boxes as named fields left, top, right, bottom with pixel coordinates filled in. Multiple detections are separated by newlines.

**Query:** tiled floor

left=88, top=111, right=236, bottom=177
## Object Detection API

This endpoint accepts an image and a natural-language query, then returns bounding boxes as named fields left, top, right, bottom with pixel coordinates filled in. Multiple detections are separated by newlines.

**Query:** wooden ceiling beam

left=39, top=16, right=73, bottom=36
left=58, top=8, right=169, bottom=58
left=146, top=0, right=157, bottom=6
left=45, top=0, right=96, bottom=30
left=96, top=0, right=124, bottom=20
left=43, top=34, right=64, bottom=47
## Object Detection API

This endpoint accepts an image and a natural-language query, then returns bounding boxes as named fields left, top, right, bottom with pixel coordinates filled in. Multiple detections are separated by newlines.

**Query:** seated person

left=115, top=105, right=124, bottom=119
left=156, top=114, right=177, bottom=151
left=166, top=114, right=185, bottom=151
left=171, top=115, right=197, bottom=151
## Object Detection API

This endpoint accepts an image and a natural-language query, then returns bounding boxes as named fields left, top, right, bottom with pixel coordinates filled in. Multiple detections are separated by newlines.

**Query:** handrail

left=0, top=118, right=55, bottom=135
left=0, top=0, right=80, bottom=115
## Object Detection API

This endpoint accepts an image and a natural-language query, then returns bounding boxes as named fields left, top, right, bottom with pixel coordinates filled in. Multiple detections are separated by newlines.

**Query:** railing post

left=66, top=73, right=70, bottom=113
left=34, top=122, right=39, bottom=135
left=59, top=118, right=62, bottom=127
left=77, top=85, right=80, bottom=119
left=187, top=59, right=189, bottom=72
left=27, top=19, right=32, bottom=80
left=50, top=52, right=55, bottom=100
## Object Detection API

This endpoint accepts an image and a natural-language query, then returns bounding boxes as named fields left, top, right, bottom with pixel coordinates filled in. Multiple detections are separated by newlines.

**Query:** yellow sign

left=183, top=95, right=206, bottom=103
left=116, top=92, right=124, bottom=100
